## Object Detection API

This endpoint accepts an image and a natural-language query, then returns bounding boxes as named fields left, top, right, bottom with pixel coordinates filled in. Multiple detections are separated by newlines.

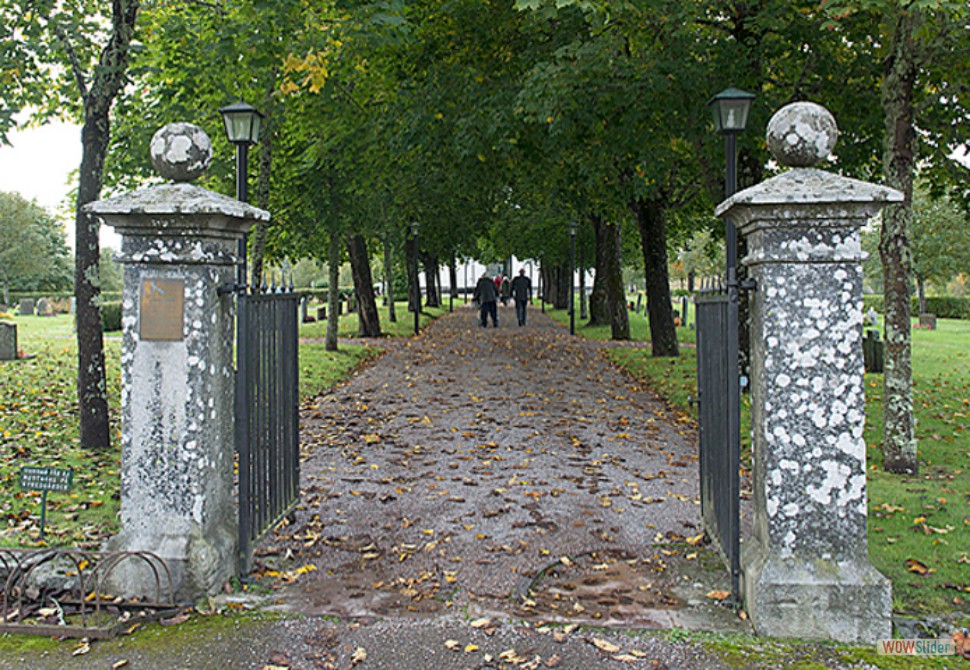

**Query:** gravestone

left=84, top=122, right=269, bottom=601
left=19, top=298, right=34, bottom=316
left=0, top=322, right=16, bottom=360
left=863, top=330, right=884, bottom=373
left=717, top=102, right=901, bottom=644
left=35, top=297, right=52, bottom=316
left=918, top=313, right=936, bottom=330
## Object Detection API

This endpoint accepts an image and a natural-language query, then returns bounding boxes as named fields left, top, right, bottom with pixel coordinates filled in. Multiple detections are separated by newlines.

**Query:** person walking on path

left=510, top=268, right=532, bottom=326
left=500, top=275, right=511, bottom=306
left=474, top=272, right=499, bottom=327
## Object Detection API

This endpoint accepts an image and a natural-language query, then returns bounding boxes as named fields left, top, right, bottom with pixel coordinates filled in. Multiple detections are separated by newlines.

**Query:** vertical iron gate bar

left=236, top=288, right=301, bottom=575
left=236, top=294, right=252, bottom=573
left=695, top=289, right=741, bottom=601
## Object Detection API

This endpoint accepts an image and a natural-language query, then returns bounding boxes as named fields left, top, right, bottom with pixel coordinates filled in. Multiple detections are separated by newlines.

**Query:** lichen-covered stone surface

left=149, top=122, right=213, bottom=182
left=765, top=102, right=838, bottom=168
left=89, top=182, right=260, bottom=601
left=720, top=158, right=901, bottom=643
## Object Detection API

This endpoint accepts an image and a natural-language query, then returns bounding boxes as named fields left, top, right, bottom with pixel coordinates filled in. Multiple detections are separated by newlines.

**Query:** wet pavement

left=0, top=304, right=753, bottom=670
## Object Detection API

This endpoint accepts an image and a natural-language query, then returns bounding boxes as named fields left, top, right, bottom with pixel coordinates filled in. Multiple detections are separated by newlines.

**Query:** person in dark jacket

left=510, top=269, right=533, bottom=326
left=473, top=273, right=499, bottom=327
left=500, top=275, right=511, bottom=305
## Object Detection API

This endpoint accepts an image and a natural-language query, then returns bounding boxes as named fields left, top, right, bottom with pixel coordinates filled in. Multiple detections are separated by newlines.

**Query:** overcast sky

left=0, top=120, right=121, bottom=250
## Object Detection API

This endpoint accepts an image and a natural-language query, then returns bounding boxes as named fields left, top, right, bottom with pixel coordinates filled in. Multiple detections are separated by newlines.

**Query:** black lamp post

left=410, top=222, right=420, bottom=335
left=568, top=222, right=578, bottom=335
left=219, top=100, right=264, bottom=288
left=709, top=87, right=755, bottom=261
left=708, top=86, right=754, bottom=602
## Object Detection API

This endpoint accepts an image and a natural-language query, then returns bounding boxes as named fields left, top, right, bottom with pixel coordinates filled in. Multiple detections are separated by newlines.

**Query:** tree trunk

left=601, top=218, right=629, bottom=341
left=880, top=8, right=920, bottom=475
left=542, top=265, right=568, bottom=310
left=449, top=258, right=458, bottom=306
left=579, top=246, right=588, bottom=320
left=73, top=0, right=140, bottom=452
left=406, top=234, right=420, bottom=313
left=383, top=235, right=396, bottom=323
left=422, top=253, right=440, bottom=308
left=588, top=214, right=609, bottom=326
left=249, top=127, right=273, bottom=286
left=346, top=234, right=381, bottom=338
left=75, top=116, right=111, bottom=451
left=325, top=232, right=340, bottom=351
left=632, top=196, right=678, bottom=356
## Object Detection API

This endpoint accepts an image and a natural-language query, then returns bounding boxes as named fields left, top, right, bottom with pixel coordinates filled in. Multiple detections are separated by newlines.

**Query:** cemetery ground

left=0, top=303, right=967, bottom=669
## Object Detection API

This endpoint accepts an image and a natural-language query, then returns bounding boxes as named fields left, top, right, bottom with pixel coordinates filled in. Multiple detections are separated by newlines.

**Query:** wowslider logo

left=877, top=638, right=956, bottom=656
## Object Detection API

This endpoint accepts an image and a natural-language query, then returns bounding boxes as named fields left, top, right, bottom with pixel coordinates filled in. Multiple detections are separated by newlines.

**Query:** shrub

left=862, top=295, right=969, bottom=320
left=100, top=301, right=123, bottom=332
left=918, top=296, right=970, bottom=319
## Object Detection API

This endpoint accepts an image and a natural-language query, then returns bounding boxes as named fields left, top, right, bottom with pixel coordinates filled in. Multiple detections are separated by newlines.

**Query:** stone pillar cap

left=716, top=168, right=903, bottom=219
left=84, top=183, right=269, bottom=236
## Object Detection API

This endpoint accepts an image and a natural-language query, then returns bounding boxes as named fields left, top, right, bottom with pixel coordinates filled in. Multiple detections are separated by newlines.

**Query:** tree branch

left=52, top=21, right=89, bottom=100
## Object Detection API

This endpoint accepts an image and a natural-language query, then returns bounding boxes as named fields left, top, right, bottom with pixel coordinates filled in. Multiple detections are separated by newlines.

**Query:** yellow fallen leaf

left=560, top=556, right=574, bottom=567
left=72, top=642, right=91, bottom=656
left=112, top=661, right=129, bottom=670
left=444, top=639, right=461, bottom=651
left=905, top=558, right=933, bottom=575
left=591, top=638, right=621, bottom=653
left=350, top=646, right=367, bottom=665
left=464, top=644, right=479, bottom=653
left=706, top=590, right=731, bottom=601
left=685, top=532, right=705, bottom=546
left=470, top=618, right=492, bottom=628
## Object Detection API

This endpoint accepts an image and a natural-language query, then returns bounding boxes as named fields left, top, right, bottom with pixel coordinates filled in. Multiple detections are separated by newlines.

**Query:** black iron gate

left=694, top=284, right=740, bottom=600
left=236, top=287, right=300, bottom=573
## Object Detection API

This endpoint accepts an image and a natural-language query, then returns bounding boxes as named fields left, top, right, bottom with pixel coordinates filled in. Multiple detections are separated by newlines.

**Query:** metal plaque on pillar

left=140, top=278, right=185, bottom=341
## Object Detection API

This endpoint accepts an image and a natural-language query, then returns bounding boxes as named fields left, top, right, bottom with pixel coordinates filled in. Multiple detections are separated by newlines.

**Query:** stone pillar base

left=743, top=544, right=892, bottom=644
left=106, top=521, right=236, bottom=603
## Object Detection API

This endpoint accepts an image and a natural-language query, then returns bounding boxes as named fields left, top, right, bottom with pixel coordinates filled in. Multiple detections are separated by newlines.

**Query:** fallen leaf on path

left=706, top=590, right=731, bottom=601
left=591, top=638, right=621, bottom=653
left=350, top=646, right=367, bottom=665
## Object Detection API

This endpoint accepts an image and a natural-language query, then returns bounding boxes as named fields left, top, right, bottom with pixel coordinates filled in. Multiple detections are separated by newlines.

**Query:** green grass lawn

left=554, top=304, right=969, bottom=617
left=0, top=302, right=443, bottom=547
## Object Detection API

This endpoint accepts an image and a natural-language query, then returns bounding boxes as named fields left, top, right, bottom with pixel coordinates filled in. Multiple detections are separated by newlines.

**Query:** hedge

left=7, top=291, right=124, bottom=303
left=862, top=295, right=969, bottom=320
left=100, top=301, right=123, bottom=332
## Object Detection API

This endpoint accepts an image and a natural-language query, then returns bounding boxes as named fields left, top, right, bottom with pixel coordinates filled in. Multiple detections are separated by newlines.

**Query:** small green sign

left=19, top=466, right=73, bottom=493
left=19, top=466, right=73, bottom=541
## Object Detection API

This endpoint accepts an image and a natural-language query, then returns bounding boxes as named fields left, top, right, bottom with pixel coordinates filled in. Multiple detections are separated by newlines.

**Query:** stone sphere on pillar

left=150, top=123, right=213, bottom=182
left=766, top=102, right=838, bottom=168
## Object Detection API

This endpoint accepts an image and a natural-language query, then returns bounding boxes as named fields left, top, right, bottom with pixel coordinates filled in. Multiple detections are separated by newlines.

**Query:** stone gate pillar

left=85, top=123, right=269, bottom=600
left=716, top=103, right=901, bottom=643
